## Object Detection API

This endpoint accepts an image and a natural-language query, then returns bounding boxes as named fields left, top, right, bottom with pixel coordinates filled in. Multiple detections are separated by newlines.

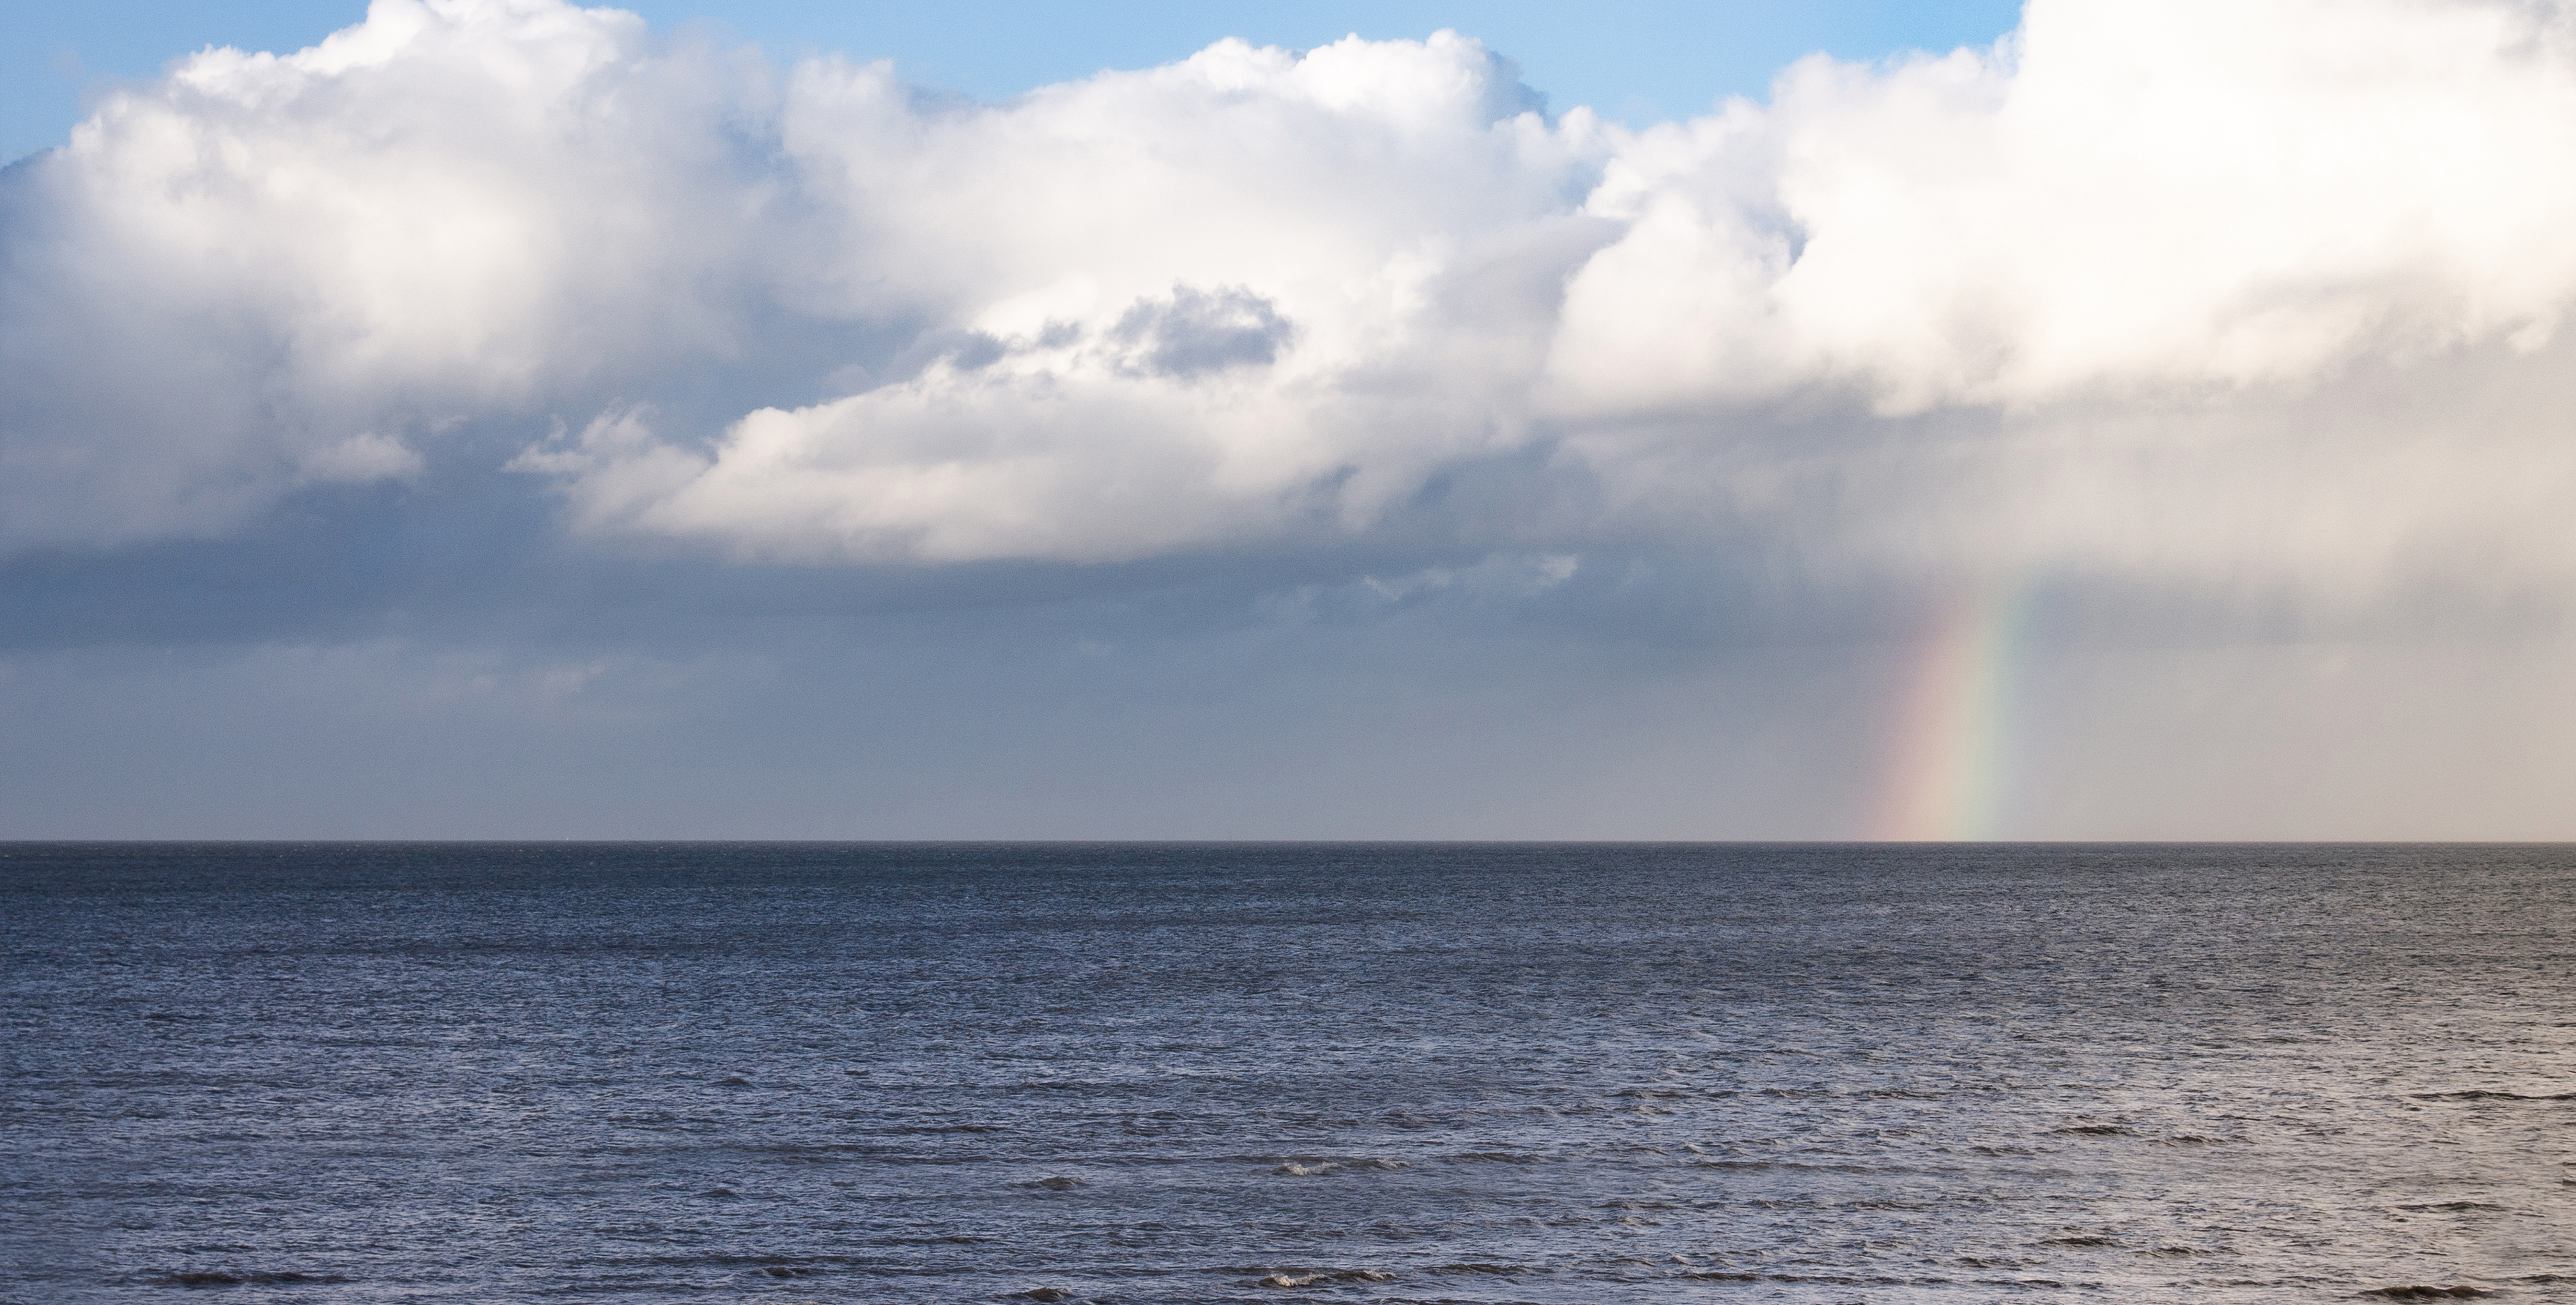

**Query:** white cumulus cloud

left=8, top=0, right=2576, bottom=606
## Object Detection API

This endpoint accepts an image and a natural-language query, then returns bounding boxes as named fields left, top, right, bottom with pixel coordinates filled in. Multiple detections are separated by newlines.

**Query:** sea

left=3, top=843, right=2570, bottom=1304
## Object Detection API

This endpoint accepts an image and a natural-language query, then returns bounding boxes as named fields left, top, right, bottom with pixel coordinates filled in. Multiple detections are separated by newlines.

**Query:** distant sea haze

left=4, top=842, right=2570, bottom=1302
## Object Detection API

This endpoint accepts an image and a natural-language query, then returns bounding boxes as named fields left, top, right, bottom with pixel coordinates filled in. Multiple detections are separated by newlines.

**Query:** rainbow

left=1872, top=582, right=2035, bottom=841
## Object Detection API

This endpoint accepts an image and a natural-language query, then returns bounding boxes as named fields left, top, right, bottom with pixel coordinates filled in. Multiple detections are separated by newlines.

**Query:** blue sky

left=6, top=0, right=2022, bottom=165
left=8, top=0, right=2576, bottom=838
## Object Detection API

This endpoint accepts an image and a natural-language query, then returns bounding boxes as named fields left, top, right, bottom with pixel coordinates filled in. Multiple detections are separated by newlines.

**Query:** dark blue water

left=3, top=843, right=2571, bottom=1303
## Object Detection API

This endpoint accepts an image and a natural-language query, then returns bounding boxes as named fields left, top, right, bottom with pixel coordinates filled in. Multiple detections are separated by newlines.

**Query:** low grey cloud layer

left=8, top=0, right=2576, bottom=837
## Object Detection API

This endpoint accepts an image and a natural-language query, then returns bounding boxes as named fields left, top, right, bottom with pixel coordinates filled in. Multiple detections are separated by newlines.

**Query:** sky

left=4, top=1, right=2025, bottom=164
left=6, top=0, right=2576, bottom=839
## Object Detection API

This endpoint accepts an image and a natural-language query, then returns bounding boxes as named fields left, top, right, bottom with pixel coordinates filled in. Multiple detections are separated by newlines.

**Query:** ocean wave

left=1679, top=1270, right=1929, bottom=1286
left=148, top=1271, right=351, bottom=1287
left=2410, top=1090, right=2576, bottom=1102
left=1271, top=1157, right=1403, bottom=1176
left=1240, top=1269, right=1397, bottom=1288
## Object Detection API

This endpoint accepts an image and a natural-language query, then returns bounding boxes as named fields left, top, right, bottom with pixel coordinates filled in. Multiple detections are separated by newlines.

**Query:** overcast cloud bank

left=8, top=0, right=2576, bottom=611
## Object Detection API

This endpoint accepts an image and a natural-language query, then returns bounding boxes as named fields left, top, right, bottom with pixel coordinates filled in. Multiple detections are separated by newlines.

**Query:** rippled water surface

left=4, top=843, right=2573, bottom=1303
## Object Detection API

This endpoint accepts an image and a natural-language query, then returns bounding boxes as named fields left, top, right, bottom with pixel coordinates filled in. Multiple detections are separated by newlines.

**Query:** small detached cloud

left=8, top=0, right=2576, bottom=607
left=1264, top=553, right=1584, bottom=625
left=1112, top=287, right=1298, bottom=380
